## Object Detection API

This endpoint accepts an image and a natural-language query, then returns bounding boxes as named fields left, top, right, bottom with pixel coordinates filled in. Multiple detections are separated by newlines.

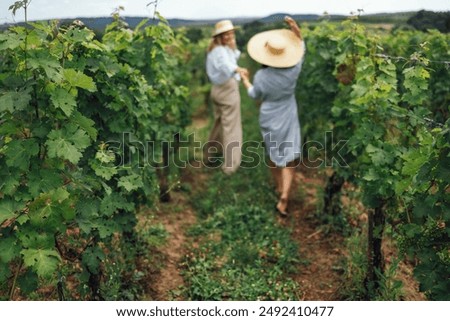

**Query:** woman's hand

left=284, top=16, right=302, bottom=40
left=238, top=69, right=252, bottom=89
left=284, top=16, right=296, bottom=28
left=237, top=67, right=249, bottom=79
left=228, top=37, right=237, bottom=50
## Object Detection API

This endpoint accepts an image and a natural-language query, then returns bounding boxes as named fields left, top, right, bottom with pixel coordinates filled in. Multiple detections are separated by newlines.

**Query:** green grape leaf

left=95, top=148, right=116, bottom=164
left=29, top=197, right=54, bottom=224
left=28, top=188, right=71, bottom=226
left=0, top=120, right=22, bottom=136
left=0, top=89, right=32, bottom=113
left=436, top=155, right=450, bottom=182
left=70, top=127, right=91, bottom=149
left=58, top=199, right=76, bottom=220
left=0, top=32, right=22, bottom=50
left=4, top=138, right=39, bottom=171
left=17, top=269, right=39, bottom=294
left=18, top=230, right=55, bottom=249
left=401, top=149, right=428, bottom=176
left=46, top=125, right=91, bottom=163
left=76, top=199, right=100, bottom=234
left=63, top=69, right=97, bottom=92
left=21, top=249, right=60, bottom=278
left=362, top=168, right=380, bottom=181
left=96, top=221, right=117, bottom=238
left=365, top=144, right=394, bottom=166
left=117, top=173, right=144, bottom=192
left=66, top=28, right=94, bottom=43
left=93, top=163, right=118, bottom=180
left=28, top=55, right=62, bottom=83
left=70, top=111, right=97, bottom=140
left=402, top=66, right=430, bottom=105
left=27, top=168, right=63, bottom=198
left=82, top=247, right=105, bottom=274
left=46, top=134, right=83, bottom=163
left=0, top=236, right=20, bottom=263
left=0, top=199, right=21, bottom=224
left=0, top=167, right=21, bottom=196
left=100, top=193, right=134, bottom=216
left=51, top=88, right=77, bottom=117
left=0, top=262, right=11, bottom=283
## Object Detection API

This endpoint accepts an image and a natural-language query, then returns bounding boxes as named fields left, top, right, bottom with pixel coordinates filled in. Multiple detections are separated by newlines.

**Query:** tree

left=407, top=10, right=450, bottom=33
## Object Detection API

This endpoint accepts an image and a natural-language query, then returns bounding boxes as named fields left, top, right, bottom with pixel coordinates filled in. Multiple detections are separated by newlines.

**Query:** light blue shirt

left=206, top=46, right=241, bottom=85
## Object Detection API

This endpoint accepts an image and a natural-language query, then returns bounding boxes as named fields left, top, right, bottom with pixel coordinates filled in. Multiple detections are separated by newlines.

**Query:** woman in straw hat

left=240, top=16, right=306, bottom=216
left=205, top=20, right=248, bottom=175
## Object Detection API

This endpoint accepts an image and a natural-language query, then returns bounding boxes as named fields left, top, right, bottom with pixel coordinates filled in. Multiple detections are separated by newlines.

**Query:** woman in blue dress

left=241, top=16, right=305, bottom=216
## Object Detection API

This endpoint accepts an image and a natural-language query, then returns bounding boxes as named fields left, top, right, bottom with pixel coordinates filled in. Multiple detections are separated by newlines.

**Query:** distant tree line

left=407, top=10, right=450, bottom=33
left=184, top=28, right=204, bottom=43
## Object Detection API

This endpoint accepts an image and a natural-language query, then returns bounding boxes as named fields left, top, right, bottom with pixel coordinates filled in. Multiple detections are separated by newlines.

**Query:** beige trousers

left=207, top=78, right=242, bottom=174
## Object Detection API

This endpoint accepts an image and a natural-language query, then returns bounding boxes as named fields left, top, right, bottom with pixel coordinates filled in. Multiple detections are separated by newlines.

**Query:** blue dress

left=248, top=57, right=304, bottom=167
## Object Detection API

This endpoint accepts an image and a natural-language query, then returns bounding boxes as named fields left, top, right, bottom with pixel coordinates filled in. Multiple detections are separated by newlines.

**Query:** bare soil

left=140, top=189, right=197, bottom=300
left=287, top=169, right=345, bottom=300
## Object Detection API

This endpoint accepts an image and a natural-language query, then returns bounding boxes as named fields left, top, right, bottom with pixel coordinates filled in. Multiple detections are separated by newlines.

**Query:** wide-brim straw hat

left=247, top=29, right=305, bottom=68
left=212, top=19, right=236, bottom=37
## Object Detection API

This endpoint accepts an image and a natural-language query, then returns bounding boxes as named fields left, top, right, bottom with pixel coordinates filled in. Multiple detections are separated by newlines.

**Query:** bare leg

left=276, top=161, right=296, bottom=215
left=269, top=160, right=282, bottom=194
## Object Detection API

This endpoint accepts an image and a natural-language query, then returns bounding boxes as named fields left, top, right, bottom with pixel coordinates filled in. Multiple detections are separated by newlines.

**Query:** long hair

left=207, top=35, right=222, bottom=52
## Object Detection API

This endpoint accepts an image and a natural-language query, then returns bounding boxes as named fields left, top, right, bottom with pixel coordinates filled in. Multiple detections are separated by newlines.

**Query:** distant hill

left=0, top=11, right=425, bottom=31
left=256, top=13, right=347, bottom=24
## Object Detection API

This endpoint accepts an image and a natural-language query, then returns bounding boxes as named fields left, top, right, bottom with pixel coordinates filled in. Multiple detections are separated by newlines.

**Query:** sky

left=1, top=0, right=449, bottom=23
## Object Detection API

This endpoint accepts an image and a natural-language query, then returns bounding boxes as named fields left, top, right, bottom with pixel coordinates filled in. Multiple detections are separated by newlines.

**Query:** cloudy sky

left=1, top=0, right=449, bottom=23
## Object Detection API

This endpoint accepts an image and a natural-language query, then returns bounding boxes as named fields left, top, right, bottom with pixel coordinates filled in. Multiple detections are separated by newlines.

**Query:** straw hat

left=247, top=29, right=305, bottom=68
left=212, top=20, right=235, bottom=37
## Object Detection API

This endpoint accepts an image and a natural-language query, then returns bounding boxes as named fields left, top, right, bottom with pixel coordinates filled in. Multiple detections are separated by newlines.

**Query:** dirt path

left=146, top=166, right=346, bottom=300
left=144, top=117, right=207, bottom=300
left=288, top=169, right=345, bottom=300
left=286, top=169, right=424, bottom=300
left=142, top=188, right=197, bottom=300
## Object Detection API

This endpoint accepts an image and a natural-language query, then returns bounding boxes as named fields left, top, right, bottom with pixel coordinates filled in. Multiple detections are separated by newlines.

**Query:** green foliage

left=2, top=8, right=448, bottom=300
left=8, top=1, right=31, bottom=17
left=407, top=10, right=450, bottom=33
left=0, top=12, right=189, bottom=299
left=183, top=27, right=204, bottom=44
left=340, top=233, right=368, bottom=300
left=184, top=203, right=302, bottom=300
left=294, top=18, right=449, bottom=300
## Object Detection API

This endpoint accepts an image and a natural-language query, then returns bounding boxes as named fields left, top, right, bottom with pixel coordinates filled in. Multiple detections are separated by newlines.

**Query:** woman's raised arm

left=284, top=16, right=302, bottom=40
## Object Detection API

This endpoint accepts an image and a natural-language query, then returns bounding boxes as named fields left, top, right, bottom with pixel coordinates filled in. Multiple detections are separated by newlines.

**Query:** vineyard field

left=0, top=3, right=449, bottom=301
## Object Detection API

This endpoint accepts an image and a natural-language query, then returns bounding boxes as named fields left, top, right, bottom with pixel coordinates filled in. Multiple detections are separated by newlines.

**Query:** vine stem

left=147, top=0, right=159, bottom=20
left=24, top=1, right=28, bottom=23
left=9, top=261, right=23, bottom=300
left=24, top=1, right=28, bottom=79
